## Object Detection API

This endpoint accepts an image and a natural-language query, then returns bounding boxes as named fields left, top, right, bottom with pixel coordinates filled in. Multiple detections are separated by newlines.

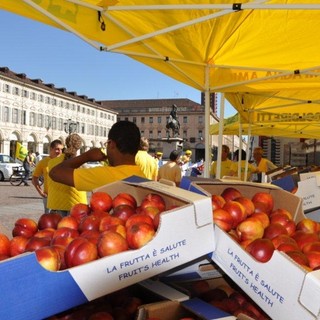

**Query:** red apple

left=191, top=280, right=210, bottom=296
left=140, top=193, right=166, bottom=213
left=252, top=201, right=269, bottom=215
left=88, top=311, right=114, bottom=320
left=25, top=236, right=51, bottom=252
left=305, top=251, right=320, bottom=270
left=221, top=187, right=242, bottom=202
left=223, top=201, right=247, bottom=228
left=140, top=206, right=161, bottom=222
left=35, top=246, right=61, bottom=271
left=80, top=230, right=101, bottom=246
left=52, top=227, right=79, bottom=241
left=38, top=213, right=62, bottom=230
left=90, top=192, right=113, bottom=212
left=277, top=241, right=300, bottom=253
left=79, top=215, right=101, bottom=233
left=285, top=250, right=309, bottom=267
left=51, top=234, right=75, bottom=248
left=97, top=231, right=129, bottom=257
left=34, top=228, right=55, bottom=240
left=12, top=218, right=38, bottom=238
left=57, top=216, right=79, bottom=230
left=302, top=241, right=320, bottom=254
left=112, top=204, right=136, bottom=222
left=152, top=212, right=161, bottom=230
left=235, top=196, right=255, bottom=216
left=51, top=244, right=67, bottom=270
left=0, top=233, right=10, bottom=257
left=236, top=217, right=264, bottom=242
left=99, top=215, right=125, bottom=232
left=291, top=230, right=319, bottom=250
left=125, top=213, right=154, bottom=230
left=250, top=212, right=270, bottom=229
left=213, top=208, right=234, bottom=232
left=211, top=195, right=226, bottom=211
left=112, top=192, right=137, bottom=209
left=91, top=210, right=110, bottom=220
left=263, top=223, right=288, bottom=240
left=10, top=235, right=28, bottom=257
left=252, top=192, right=274, bottom=214
left=70, top=203, right=91, bottom=223
left=65, top=237, right=98, bottom=268
left=270, top=213, right=296, bottom=235
left=126, top=222, right=156, bottom=249
left=271, top=234, right=298, bottom=249
left=270, top=208, right=293, bottom=220
left=296, top=218, right=319, bottom=233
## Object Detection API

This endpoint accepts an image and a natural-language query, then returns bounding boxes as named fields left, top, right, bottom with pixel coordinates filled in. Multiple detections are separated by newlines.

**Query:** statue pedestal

left=160, top=137, right=183, bottom=159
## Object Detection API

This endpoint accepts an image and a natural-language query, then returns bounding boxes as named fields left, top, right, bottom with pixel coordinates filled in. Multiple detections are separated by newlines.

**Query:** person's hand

left=85, top=148, right=108, bottom=162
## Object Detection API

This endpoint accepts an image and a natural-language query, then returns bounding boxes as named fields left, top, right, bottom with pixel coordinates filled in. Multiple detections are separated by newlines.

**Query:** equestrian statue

left=166, top=104, right=180, bottom=138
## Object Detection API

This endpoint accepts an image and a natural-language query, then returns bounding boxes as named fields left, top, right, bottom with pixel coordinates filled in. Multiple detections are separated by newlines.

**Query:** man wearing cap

left=181, top=150, right=192, bottom=165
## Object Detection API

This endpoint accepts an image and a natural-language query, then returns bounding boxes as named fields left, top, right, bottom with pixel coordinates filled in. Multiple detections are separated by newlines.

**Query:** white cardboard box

left=180, top=177, right=320, bottom=320
left=0, top=180, right=214, bottom=320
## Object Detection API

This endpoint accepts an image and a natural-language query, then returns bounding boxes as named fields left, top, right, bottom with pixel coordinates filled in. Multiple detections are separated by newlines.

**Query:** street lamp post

left=64, top=119, right=78, bottom=135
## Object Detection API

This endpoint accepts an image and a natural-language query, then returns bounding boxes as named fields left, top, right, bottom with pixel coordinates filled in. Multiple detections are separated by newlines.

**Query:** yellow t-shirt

left=74, top=165, right=146, bottom=192
left=230, top=160, right=258, bottom=181
left=135, top=150, right=158, bottom=180
left=47, top=155, right=88, bottom=211
left=257, top=157, right=277, bottom=173
left=210, top=159, right=233, bottom=178
left=32, top=156, right=51, bottom=193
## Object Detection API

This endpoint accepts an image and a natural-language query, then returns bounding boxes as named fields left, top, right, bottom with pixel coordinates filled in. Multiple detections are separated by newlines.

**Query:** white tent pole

left=216, top=94, right=225, bottom=179
left=204, top=65, right=211, bottom=178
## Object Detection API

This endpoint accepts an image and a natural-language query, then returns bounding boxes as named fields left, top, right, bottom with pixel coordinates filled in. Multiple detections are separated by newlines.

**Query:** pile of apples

left=0, top=191, right=167, bottom=272
left=212, top=187, right=320, bottom=270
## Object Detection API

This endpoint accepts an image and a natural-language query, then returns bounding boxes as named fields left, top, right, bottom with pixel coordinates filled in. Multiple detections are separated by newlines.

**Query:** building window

left=38, top=114, right=44, bottom=127
left=58, top=118, right=63, bottom=131
left=45, top=115, right=51, bottom=129
left=141, top=117, right=145, bottom=124
left=149, top=117, right=153, bottom=124
left=30, top=92, right=36, bottom=100
left=51, top=117, right=57, bottom=130
left=183, top=130, right=187, bottom=140
left=149, top=130, right=153, bottom=139
left=198, top=130, right=203, bottom=140
left=4, top=106, right=9, bottom=122
left=21, top=110, right=26, bottom=125
left=81, top=123, right=85, bottom=134
left=141, top=130, right=144, bottom=136
left=183, top=116, right=188, bottom=123
left=66, top=102, right=70, bottom=109
left=157, top=130, right=162, bottom=139
left=22, top=89, right=28, bottom=98
left=30, top=112, right=36, bottom=126
left=45, top=96, right=51, bottom=104
left=60, top=101, right=64, bottom=108
left=38, top=94, right=44, bottom=102
left=125, top=117, right=129, bottom=121
left=13, top=87, right=20, bottom=95
left=133, top=117, right=136, bottom=123
left=12, top=108, right=19, bottom=124
left=4, top=84, right=10, bottom=93
left=52, top=98, right=57, bottom=106
left=198, top=115, right=203, bottom=124
left=157, top=116, right=161, bottom=124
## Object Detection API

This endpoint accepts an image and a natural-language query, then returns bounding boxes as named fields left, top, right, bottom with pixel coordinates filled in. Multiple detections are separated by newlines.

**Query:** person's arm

left=32, top=175, right=47, bottom=198
left=49, top=148, right=107, bottom=187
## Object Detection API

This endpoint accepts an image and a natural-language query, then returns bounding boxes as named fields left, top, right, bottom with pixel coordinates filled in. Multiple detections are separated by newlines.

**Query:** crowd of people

left=19, top=120, right=276, bottom=216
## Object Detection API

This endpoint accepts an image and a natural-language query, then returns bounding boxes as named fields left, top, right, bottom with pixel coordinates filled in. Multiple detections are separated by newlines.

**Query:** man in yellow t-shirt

left=253, top=146, right=278, bottom=173
left=135, top=137, right=158, bottom=180
left=210, top=145, right=233, bottom=178
left=229, top=149, right=258, bottom=181
left=32, top=139, right=63, bottom=213
left=49, top=121, right=146, bottom=191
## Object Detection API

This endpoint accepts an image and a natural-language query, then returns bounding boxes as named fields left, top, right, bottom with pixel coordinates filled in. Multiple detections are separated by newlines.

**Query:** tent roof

left=1, top=1, right=320, bottom=93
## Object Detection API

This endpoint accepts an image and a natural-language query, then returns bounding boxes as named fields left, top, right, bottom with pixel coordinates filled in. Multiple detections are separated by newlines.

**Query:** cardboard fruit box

left=180, top=176, right=320, bottom=320
left=0, top=180, right=214, bottom=320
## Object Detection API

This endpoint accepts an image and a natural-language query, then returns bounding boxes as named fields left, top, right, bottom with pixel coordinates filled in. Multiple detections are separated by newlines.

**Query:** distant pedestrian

left=22, top=150, right=35, bottom=186
left=253, top=146, right=277, bottom=173
left=47, top=134, right=87, bottom=217
left=135, top=137, right=158, bottom=180
left=158, top=150, right=182, bottom=187
left=32, top=140, right=63, bottom=213
left=154, top=151, right=164, bottom=167
left=181, top=150, right=192, bottom=165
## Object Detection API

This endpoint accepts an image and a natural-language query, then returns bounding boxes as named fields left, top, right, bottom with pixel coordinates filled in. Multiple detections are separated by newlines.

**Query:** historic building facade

left=0, top=67, right=117, bottom=158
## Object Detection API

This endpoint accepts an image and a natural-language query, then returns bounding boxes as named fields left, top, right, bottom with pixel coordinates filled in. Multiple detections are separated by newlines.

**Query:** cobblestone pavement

left=0, top=181, right=45, bottom=236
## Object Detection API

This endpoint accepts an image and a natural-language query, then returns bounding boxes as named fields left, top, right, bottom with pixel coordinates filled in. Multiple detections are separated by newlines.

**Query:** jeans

left=50, top=210, right=69, bottom=217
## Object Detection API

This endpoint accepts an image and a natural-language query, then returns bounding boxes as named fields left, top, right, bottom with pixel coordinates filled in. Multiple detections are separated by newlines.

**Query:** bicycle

left=9, top=166, right=26, bottom=186
left=9, top=166, right=44, bottom=186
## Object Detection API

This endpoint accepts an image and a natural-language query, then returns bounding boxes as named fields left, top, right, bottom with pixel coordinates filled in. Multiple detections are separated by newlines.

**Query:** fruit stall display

left=0, top=180, right=214, bottom=320
left=180, top=176, right=320, bottom=320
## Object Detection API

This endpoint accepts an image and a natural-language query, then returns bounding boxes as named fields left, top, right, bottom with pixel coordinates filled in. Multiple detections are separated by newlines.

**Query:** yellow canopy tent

left=2, top=1, right=320, bottom=176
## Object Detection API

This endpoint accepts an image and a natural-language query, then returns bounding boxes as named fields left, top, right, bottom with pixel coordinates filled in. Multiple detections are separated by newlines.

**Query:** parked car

left=0, top=154, right=24, bottom=181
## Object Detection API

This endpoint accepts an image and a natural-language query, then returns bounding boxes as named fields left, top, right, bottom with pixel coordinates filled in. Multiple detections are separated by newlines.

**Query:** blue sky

left=0, top=9, right=235, bottom=117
